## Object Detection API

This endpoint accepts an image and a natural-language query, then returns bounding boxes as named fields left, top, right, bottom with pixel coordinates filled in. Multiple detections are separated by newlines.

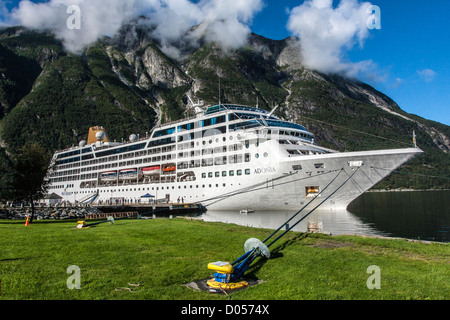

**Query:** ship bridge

left=206, top=104, right=315, bottom=143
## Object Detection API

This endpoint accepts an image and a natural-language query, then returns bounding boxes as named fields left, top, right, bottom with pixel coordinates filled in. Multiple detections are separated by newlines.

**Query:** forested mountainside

left=0, top=25, right=448, bottom=190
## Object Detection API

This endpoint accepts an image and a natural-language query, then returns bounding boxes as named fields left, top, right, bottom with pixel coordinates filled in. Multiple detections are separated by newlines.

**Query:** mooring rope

left=262, top=168, right=344, bottom=244
left=266, top=167, right=360, bottom=248
left=208, top=167, right=360, bottom=288
left=199, top=169, right=343, bottom=208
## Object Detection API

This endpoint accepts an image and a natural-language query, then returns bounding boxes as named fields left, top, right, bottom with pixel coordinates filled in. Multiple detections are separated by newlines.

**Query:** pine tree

left=10, top=144, right=51, bottom=223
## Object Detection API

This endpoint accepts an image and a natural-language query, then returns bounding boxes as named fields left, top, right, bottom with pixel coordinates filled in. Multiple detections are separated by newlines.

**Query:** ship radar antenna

left=218, top=71, right=221, bottom=105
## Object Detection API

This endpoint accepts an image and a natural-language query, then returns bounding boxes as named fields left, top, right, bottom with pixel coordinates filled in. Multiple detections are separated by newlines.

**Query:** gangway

left=78, top=191, right=98, bottom=204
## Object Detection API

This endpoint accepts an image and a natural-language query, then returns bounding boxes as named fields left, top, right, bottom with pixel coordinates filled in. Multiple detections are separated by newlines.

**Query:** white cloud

left=9, top=0, right=263, bottom=56
left=287, top=0, right=375, bottom=78
left=0, top=0, right=13, bottom=26
left=392, top=77, right=404, bottom=89
left=198, top=0, right=263, bottom=50
left=417, top=69, right=436, bottom=82
left=11, top=0, right=138, bottom=54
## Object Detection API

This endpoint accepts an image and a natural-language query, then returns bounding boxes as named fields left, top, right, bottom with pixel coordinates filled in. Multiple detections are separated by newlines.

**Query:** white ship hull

left=54, top=146, right=421, bottom=211
left=202, top=147, right=422, bottom=211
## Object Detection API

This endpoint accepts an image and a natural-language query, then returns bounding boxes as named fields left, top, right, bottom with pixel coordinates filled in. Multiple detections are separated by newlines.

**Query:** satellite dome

left=79, top=140, right=87, bottom=147
left=129, top=134, right=138, bottom=142
left=96, top=131, right=105, bottom=141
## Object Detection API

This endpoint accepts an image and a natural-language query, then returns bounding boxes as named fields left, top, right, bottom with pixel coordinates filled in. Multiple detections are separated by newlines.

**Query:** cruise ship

left=46, top=104, right=422, bottom=211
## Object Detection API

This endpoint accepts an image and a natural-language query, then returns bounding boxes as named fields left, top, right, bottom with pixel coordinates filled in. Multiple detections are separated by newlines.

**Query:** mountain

left=0, top=25, right=448, bottom=190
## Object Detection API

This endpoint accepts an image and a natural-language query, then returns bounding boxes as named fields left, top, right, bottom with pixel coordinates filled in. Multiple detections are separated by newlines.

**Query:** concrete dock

left=92, top=202, right=205, bottom=218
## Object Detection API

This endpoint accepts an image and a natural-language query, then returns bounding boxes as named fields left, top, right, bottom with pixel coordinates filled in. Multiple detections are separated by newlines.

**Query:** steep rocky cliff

left=0, top=25, right=448, bottom=190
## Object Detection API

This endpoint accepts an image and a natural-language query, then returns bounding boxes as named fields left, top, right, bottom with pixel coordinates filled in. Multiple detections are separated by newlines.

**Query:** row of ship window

left=91, top=181, right=238, bottom=193
left=49, top=153, right=252, bottom=183
left=54, top=142, right=247, bottom=173
left=202, top=169, right=251, bottom=178
left=50, top=152, right=251, bottom=179
left=49, top=184, right=74, bottom=190
left=51, top=168, right=252, bottom=191
left=153, top=115, right=227, bottom=138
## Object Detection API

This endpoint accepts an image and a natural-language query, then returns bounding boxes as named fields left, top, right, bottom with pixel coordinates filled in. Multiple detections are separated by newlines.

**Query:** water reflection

left=202, top=190, right=450, bottom=243
left=202, top=208, right=387, bottom=238
left=348, top=190, right=450, bottom=243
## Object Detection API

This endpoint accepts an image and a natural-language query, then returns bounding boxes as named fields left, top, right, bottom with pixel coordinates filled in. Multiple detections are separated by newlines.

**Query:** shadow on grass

left=0, top=219, right=80, bottom=225
left=0, top=255, right=51, bottom=262
left=245, top=233, right=309, bottom=278
left=0, top=218, right=137, bottom=226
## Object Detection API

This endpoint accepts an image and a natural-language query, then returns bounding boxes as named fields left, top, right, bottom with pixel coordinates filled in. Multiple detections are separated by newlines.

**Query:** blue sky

left=1, top=0, right=449, bottom=126
left=252, top=0, right=450, bottom=126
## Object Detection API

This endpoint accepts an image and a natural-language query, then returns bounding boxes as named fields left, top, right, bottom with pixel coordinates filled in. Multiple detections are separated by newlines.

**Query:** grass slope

left=0, top=218, right=448, bottom=300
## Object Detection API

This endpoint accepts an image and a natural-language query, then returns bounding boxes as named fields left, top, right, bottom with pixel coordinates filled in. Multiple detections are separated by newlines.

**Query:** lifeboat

left=119, top=168, right=138, bottom=180
left=100, top=171, right=117, bottom=181
left=162, top=164, right=176, bottom=172
left=142, top=166, right=160, bottom=175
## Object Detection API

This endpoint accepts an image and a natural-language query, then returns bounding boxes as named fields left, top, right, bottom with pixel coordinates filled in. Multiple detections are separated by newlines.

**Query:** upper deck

left=52, top=104, right=315, bottom=165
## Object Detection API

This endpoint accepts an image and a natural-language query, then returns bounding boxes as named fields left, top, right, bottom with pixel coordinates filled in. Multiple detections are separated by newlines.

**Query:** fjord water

left=203, top=190, right=449, bottom=243
left=348, top=190, right=449, bottom=243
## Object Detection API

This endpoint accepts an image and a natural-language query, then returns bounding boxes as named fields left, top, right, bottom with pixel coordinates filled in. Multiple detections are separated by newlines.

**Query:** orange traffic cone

left=25, top=215, right=29, bottom=226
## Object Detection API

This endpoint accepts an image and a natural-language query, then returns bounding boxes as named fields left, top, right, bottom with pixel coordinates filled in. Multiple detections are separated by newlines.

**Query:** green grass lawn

left=0, top=218, right=448, bottom=300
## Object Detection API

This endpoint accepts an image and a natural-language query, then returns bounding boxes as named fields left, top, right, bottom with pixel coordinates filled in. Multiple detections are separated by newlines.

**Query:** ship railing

left=156, top=115, right=199, bottom=129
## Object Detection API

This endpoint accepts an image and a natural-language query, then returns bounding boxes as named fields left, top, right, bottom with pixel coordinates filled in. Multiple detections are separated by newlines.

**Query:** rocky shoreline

left=368, top=188, right=449, bottom=192
left=0, top=205, right=101, bottom=220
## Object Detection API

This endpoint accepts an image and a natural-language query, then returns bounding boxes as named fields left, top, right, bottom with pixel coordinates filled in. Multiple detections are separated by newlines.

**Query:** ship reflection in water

left=202, top=208, right=386, bottom=237
left=202, top=190, right=450, bottom=243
